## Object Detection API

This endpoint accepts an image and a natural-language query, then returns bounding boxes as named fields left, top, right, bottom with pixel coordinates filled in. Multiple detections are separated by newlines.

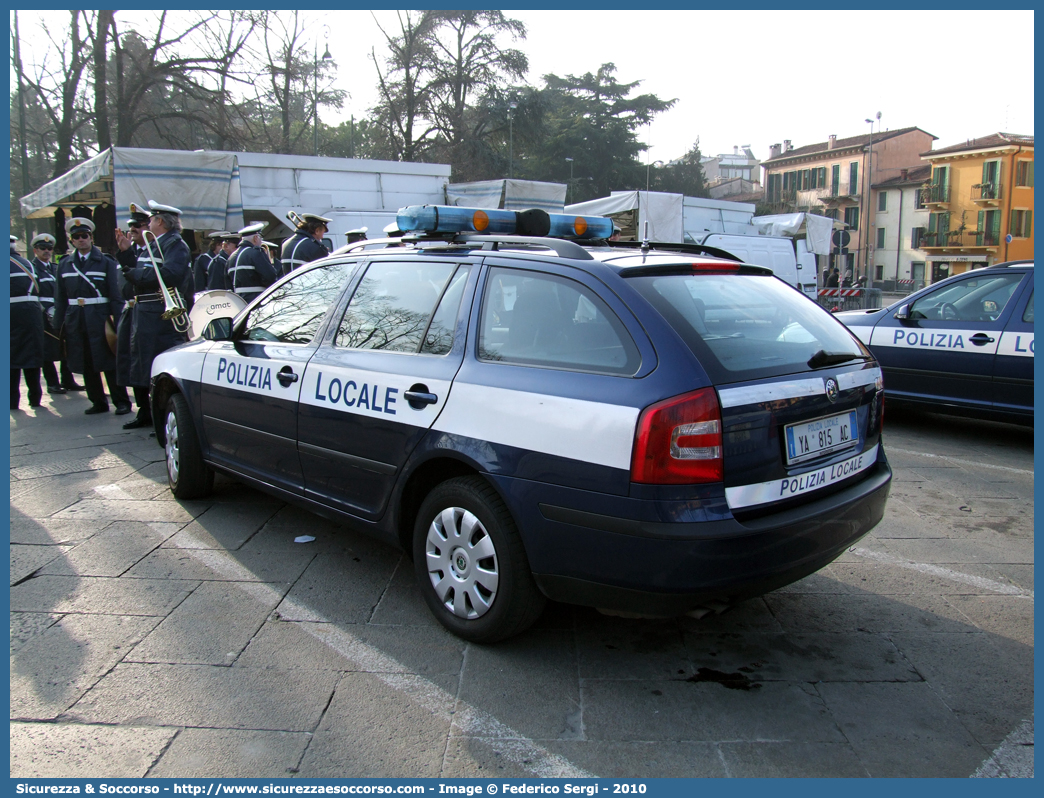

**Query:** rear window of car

left=629, top=272, right=866, bottom=383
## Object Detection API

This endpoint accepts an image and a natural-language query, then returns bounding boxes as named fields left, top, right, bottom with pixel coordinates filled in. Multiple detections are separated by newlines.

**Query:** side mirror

left=202, top=317, right=233, bottom=341
left=893, top=304, right=910, bottom=321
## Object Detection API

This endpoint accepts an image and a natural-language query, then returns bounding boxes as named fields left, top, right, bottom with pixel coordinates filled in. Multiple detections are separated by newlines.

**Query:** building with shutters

left=919, top=133, right=1034, bottom=282
left=869, top=165, right=932, bottom=291
left=761, top=127, right=936, bottom=284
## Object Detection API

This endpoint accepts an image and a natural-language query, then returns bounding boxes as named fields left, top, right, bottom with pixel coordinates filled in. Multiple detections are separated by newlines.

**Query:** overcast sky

left=15, top=9, right=1035, bottom=165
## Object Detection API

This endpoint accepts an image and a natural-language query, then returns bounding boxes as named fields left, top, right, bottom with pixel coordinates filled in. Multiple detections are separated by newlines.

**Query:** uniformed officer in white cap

left=29, top=232, right=76, bottom=394
left=53, top=217, right=130, bottom=415
left=112, top=200, right=191, bottom=429
left=207, top=232, right=239, bottom=292
left=383, top=221, right=404, bottom=238
left=226, top=221, right=279, bottom=300
left=281, top=212, right=330, bottom=274
left=346, top=226, right=368, bottom=244
left=10, top=234, right=45, bottom=410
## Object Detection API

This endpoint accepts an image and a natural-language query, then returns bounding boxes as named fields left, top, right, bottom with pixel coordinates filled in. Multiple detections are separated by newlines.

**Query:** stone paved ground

left=9, top=385, right=1033, bottom=778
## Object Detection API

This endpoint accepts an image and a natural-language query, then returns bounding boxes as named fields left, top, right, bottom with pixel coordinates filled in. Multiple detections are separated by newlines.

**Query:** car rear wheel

left=413, top=476, right=545, bottom=642
left=165, top=393, right=214, bottom=499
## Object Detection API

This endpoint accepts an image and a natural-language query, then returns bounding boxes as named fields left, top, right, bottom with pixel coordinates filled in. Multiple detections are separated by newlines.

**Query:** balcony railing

left=924, top=184, right=950, bottom=204
left=921, top=230, right=1000, bottom=248
left=971, top=182, right=1003, bottom=202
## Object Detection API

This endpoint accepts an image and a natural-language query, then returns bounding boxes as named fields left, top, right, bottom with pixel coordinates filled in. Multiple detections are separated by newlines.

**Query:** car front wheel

left=413, top=476, right=545, bottom=642
left=164, top=393, right=214, bottom=499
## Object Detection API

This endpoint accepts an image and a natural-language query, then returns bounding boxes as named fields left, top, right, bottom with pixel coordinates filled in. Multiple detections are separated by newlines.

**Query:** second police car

left=835, top=261, right=1033, bottom=425
left=151, top=206, right=892, bottom=642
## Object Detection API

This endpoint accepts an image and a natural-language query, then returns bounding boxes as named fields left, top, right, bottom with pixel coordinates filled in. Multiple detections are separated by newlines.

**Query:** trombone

left=141, top=229, right=190, bottom=333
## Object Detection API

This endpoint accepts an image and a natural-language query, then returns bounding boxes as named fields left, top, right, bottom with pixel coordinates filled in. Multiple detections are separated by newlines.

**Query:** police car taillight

left=631, top=387, right=723, bottom=484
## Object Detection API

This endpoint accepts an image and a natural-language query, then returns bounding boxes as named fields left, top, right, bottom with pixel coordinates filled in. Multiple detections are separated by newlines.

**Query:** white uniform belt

left=74, top=296, right=110, bottom=305
left=236, top=286, right=264, bottom=295
left=227, top=265, right=256, bottom=274
left=39, top=296, right=54, bottom=304
left=11, top=295, right=40, bottom=304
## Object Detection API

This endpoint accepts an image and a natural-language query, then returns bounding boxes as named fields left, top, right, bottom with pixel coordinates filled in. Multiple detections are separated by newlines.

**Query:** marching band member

left=225, top=222, right=279, bottom=301
left=280, top=212, right=330, bottom=274
left=10, top=235, right=45, bottom=410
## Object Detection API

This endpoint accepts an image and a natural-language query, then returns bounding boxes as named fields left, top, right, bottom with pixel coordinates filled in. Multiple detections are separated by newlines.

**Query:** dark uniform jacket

left=10, top=250, right=45, bottom=370
left=194, top=251, right=216, bottom=294
left=32, top=256, right=61, bottom=363
left=280, top=232, right=328, bottom=275
left=53, top=247, right=123, bottom=373
left=120, top=230, right=191, bottom=386
left=207, top=251, right=229, bottom=292
left=115, top=243, right=146, bottom=385
left=225, top=243, right=279, bottom=300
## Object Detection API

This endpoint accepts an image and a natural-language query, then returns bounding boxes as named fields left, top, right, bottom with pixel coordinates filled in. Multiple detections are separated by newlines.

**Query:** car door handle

left=405, top=383, right=438, bottom=409
left=970, top=333, right=995, bottom=346
left=276, top=367, right=299, bottom=386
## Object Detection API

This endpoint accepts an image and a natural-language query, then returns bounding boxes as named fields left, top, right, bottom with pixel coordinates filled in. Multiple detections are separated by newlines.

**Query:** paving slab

left=128, top=580, right=289, bottom=665
left=443, top=739, right=724, bottom=778
left=947, top=595, right=1034, bottom=646
left=10, top=721, right=177, bottom=778
left=274, top=546, right=400, bottom=624
left=37, top=521, right=175, bottom=578
left=298, top=672, right=457, bottom=777
left=9, top=515, right=105, bottom=546
left=581, top=679, right=842, bottom=743
left=764, top=591, right=980, bottom=634
left=10, top=611, right=63, bottom=655
left=817, top=681, right=989, bottom=777
left=53, top=497, right=205, bottom=524
left=11, top=613, right=159, bottom=720
left=11, top=543, right=75, bottom=585
left=161, top=500, right=285, bottom=550
left=64, top=663, right=340, bottom=730
left=889, top=631, right=1034, bottom=750
left=718, top=741, right=868, bottom=777
left=126, top=545, right=315, bottom=584
left=679, top=631, right=920, bottom=684
left=10, top=574, right=198, bottom=616
left=148, top=728, right=312, bottom=778
left=455, top=630, right=581, bottom=741
left=236, top=619, right=466, bottom=677
left=368, top=557, right=442, bottom=627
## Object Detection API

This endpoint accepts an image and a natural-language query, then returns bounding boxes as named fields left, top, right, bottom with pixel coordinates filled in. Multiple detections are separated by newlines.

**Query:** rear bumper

left=508, top=456, right=891, bottom=615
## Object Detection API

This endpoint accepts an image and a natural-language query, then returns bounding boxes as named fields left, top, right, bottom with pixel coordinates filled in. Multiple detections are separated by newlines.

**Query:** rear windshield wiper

left=807, top=349, right=870, bottom=369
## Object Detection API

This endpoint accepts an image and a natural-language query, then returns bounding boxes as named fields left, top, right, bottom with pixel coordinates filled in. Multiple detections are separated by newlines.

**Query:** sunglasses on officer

left=34, top=243, right=54, bottom=250
left=70, top=232, right=92, bottom=240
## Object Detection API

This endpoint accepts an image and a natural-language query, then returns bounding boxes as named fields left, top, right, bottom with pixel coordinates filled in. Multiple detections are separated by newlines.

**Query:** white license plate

left=785, top=410, right=858, bottom=465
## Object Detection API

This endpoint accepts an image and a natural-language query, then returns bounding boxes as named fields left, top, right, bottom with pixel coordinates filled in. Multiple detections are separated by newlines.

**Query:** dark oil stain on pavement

left=686, top=667, right=762, bottom=691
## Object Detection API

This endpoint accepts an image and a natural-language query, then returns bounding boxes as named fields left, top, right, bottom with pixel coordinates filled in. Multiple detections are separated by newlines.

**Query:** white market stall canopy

left=751, top=213, right=839, bottom=255
left=21, top=147, right=452, bottom=233
left=447, top=179, right=567, bottom=212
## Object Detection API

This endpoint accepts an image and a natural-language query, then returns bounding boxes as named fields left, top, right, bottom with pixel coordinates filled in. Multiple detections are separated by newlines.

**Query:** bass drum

left=187, top=290, right=248, bottom=340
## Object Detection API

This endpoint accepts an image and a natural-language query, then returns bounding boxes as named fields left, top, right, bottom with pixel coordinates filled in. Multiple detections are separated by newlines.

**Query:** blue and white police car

left=151, top=206, right=891, bottom=641
left=836, top=261, right=1033, bottom=425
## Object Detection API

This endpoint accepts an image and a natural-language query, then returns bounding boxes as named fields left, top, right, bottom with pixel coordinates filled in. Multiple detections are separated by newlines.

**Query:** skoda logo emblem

left=825, top=378, right=839, bottom=403
left=456, top=554, right=467, bottom=570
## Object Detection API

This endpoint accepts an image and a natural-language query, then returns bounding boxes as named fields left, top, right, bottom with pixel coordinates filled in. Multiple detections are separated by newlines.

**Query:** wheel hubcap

left=165, top=410, right=180, bottom=484
left=425, top=506, right=499, bottom=619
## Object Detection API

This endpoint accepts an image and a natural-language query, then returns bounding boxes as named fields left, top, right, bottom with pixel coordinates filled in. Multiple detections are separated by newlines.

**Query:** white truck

left=566, top=192, right=831, bottom=298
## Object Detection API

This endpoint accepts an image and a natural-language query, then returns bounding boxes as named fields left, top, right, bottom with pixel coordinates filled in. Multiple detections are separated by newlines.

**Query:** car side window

left=335, top=260, right=458, bottom=352
left=908, top=273, right=1025, bottom=322
left=1022, top=292, right=1034, bottom=323
left=478, top=266, right=641, bottom=375
left=420, top=265, right=471, bottom=355
left=242, top=261, right=357, bottom=344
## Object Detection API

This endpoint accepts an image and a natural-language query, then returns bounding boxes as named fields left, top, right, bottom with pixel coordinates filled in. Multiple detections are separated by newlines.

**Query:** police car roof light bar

left=396, top=205, right=614, bottom=240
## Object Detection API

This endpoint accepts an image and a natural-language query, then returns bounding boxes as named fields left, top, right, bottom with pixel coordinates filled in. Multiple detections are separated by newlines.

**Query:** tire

left=164, top=393, right=214, bottom=499
left=413, top=476, right=546, bottom=643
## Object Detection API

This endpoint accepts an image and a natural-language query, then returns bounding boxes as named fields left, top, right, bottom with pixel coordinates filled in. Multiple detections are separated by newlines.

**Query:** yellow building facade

left=921, top=133, right=1034, bottom=281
